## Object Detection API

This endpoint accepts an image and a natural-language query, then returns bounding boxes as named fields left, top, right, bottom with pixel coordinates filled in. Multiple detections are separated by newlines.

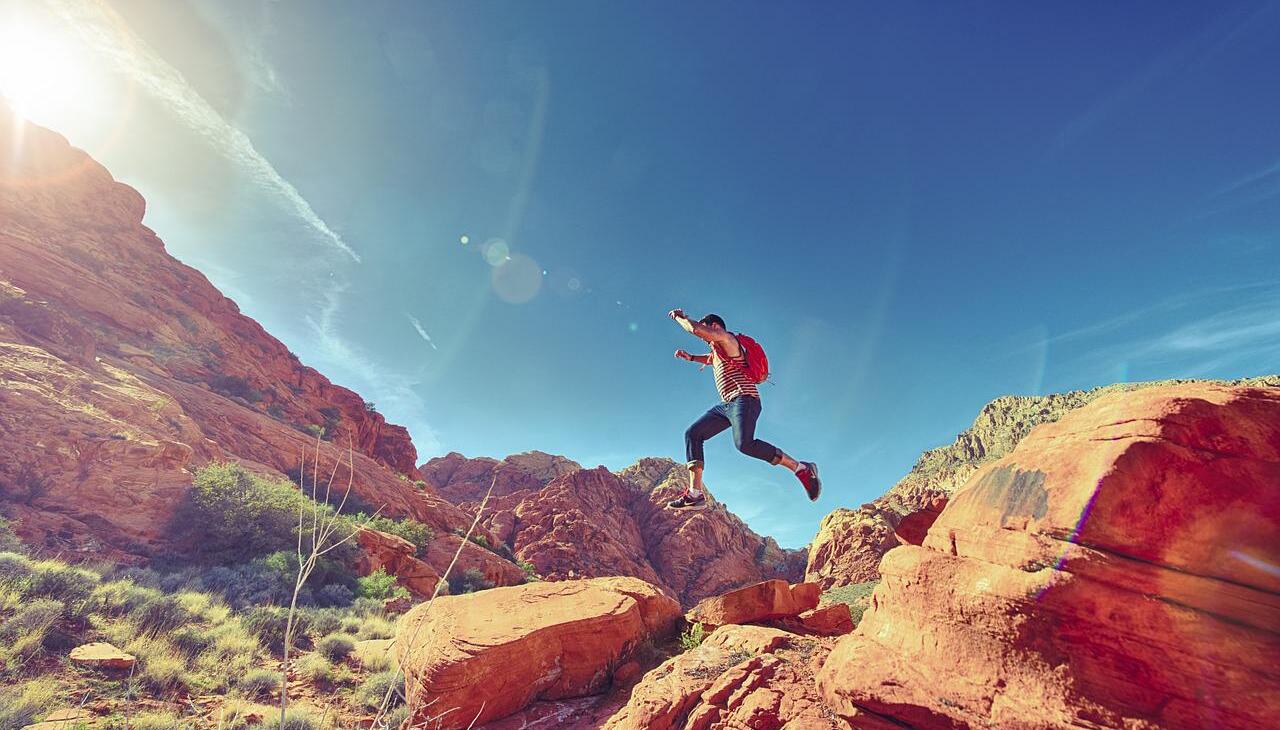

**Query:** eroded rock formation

left=421, top=454, right=807, bottom=606
left=818, top=382, right=1280, bottom=729
left=806, top=374, right=1280, bottom=590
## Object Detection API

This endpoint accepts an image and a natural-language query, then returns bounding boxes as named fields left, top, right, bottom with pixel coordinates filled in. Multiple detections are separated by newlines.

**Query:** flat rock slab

left=395, top=576, right=680, bottom=729
left=69, top=641, right=135, bottom=670
left=686, top=579, right=820, bottom=631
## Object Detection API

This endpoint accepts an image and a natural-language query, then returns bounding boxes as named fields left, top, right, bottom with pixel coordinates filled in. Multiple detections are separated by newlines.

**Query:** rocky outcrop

left=686, top=579, right=820, bottom=632
left=394, top=576, right=681, bottom=729
left=605, top=625, right=849, bottom=730
left=423, top=455, right=807, bottom=607
left=806, top=374, right=1280, bottom=589
left=354, top=528, right=442, bottom=598
left=0, top=110, right=491, bottom=577
left=818, top=383, right=1280, bottom=729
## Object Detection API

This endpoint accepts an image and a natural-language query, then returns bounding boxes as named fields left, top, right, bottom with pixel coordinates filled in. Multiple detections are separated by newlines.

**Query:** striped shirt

left=711, top=338, right=760, bottom=402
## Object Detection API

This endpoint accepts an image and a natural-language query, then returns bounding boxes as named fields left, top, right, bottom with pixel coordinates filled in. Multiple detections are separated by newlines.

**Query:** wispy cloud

left=406, top=314, right=439, bottom=351
left=43, top=0, right=358, bottom=262
left=305, top=286, right=442, bottom=457
left=1058, top=286, right=1280, bottom=380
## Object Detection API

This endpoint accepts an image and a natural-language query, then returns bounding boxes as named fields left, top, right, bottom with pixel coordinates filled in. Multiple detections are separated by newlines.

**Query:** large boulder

left=805, top=375, right=1280, bottom=590
left=604, top=624, right=849, bottom=729
left=394, top=576, right=681, bottom=729
left=686, top=579, right=820, bottom=632
left=818, top=383, right=1280, bottom=729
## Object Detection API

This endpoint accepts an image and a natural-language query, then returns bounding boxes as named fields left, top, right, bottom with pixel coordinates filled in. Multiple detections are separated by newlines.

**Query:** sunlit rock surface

left=818, top=382, right=1280, bottom=729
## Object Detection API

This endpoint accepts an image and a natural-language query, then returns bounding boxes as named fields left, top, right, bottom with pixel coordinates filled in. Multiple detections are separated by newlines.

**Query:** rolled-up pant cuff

left=686, top=460, right=703, bottom=470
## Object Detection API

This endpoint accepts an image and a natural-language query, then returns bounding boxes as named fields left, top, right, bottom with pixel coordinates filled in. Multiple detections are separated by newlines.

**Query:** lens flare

left=491, top=253, right=542, bottom=304
left=482, top=238, right=510, bottom=266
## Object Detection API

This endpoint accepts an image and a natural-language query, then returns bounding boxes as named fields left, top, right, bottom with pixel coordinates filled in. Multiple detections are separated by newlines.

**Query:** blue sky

left=4, top=0, right=1278, bottom=547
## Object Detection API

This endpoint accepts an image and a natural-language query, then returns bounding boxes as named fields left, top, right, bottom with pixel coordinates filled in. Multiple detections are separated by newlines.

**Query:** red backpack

left=730, top=333, right=770, bottom=384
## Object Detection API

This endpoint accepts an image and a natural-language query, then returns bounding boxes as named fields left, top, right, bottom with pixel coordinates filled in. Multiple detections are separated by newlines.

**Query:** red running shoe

left=667, top=490, right=708, bottom=510
left=796, top=462, right=821, bottom=501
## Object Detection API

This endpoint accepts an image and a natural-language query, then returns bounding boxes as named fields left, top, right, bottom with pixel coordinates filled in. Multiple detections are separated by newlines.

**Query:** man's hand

left=674, top=349, right=692, bottom=361
left=668, top=308, right=686, bottom=321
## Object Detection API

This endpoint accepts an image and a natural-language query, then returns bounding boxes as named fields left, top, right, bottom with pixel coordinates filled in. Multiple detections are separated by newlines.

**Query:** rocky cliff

left=818, top=381, right=1280, bottom=728
left=0, top=108, right=506, bottom=580
left=421, top=453, right=807, bottom=606
left=806, top=374, right=1280, bottom=589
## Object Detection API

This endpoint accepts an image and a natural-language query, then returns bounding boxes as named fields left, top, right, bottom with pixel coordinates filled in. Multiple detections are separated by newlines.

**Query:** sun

left=0, top=10, right=97, bottom=119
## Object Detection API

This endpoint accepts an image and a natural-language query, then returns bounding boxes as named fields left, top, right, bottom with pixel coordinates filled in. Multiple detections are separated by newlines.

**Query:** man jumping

left=666, top=309, right=821, bottom=509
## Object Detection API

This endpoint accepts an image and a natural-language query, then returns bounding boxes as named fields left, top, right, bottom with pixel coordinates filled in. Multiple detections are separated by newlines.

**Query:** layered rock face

left=818, top=383, right=1280, bottom=729
left=806, top=374, right=1280, bottom=590
left=0, top=110, right=516, bottom=583
left=394, top=576, right=682, bottom=730
left=422, top=454, right=806, bottom=606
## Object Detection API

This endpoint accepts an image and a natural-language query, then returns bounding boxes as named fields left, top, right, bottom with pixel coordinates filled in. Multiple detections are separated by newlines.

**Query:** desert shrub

left=130, top=710, right=185, bottom=730
left=91, top=579, right=161, bottom=616
left=295, top=653, right=334, bottom=683
left=238, top=668, right=281, bottom=699
left=355, top=669, right=406, bottom=710
left=24, top=560, right=97, bottom=608
left=244, top=606, right=312, bottom=655
left=170, top=624, right=213, bottom=657
left=0, top=677, right=58, bottom=729
left=208, top=374, right=263, bottom=403
left=356, top=614, right=397, bottom=641
left=821, top=580, right=878, bottom=626
left=0, top=516, right=22, bottom=553
left=517, top=559, right=540, bottom=582
left=380, top=706, right=409, bottom=728
left=356, top=515, right=433, bottom=557
left=340, top=616, right=363, bottom=634
left=217, top=699, right=275, bottom=730
left=129, top=637, right=190, bottom=693
left=679, top=621, right=706, bottom=651
left=251, top=708, right=322, bottom=730
left=305, top=608, right=344, bottom=637
left=315, top=632, right=356, bottom=662
left=171, top=462, right=313, bottom=564
left=0, top=551, right=32, bottom=582
left=356, top=569, right=408, bottom=601
left=0, top=598, right=63, bottom=669
left=130, top=594, right=193, bottom=635
left=315, top=583, right=354, bottom=608
left=353, top=640, right=395, bottom=672
left=447, top=568, right=494, bottom=595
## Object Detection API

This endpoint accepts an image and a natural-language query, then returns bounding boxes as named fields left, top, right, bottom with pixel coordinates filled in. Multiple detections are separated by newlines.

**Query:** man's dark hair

left=699, top=314, right=726, bottom=329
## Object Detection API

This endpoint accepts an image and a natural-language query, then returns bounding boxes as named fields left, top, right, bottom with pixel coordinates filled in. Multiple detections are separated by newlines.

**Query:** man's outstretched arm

left=668, top=308, right=731, bottom=345
left=675, top=349, right=712, bottom=364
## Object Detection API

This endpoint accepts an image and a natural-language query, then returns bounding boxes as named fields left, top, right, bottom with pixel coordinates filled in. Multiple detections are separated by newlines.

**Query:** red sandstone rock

left=68, top=642, right=135, bottom=670
left=429, top=457, right=806, bottom=607
left=0, top=112, right=498, bottom=588
left=772, top=603, right=854, bottom=637
left=394, top=577, right=681, bottom=729
left=604, top=625, right=848, bottom=729
left=805, top=376, right=1280, bottom=591
left=686, top=579, right=821, bottom=631
left=818, top=383, right=1280, bottom=729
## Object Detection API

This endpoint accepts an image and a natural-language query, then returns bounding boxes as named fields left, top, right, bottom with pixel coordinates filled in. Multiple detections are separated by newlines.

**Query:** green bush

left=0, top=677, right=58, bottom=729
left=0, top=598, right=63, bottom=669
left=356, top=569, right=408, bottom=601
left=208, top=374, right=263, bottom=403
left=0, top=516, right=22, bottom=553
left=356, top=515, right=433, bottom=557
left=172, top=463, right=316, bottom=564
left=447, top=568, right=494, bottom=595
left=25, top=561, right=97, bottom=608
left=250, top=708, right=322, bottom=730
left=0, top=551, right=32, bottom=582
left=243, top=606, right=312, bottom=655
left=355, top=669, right=406, bottom=710
left=315, top=633, right=356, bottom=662
left=171, top=624, right=213, bottom=658
left=679, top=621, right=705, bottom=651
left=517, top=559, right=540, bottom=582
left=130, top=595, right=193, bottom=635
left=295, top=653, right=334, bottom=683
left=239, top=668, right=281, bottom=699
left=91, top=579, right=161, bottom=616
